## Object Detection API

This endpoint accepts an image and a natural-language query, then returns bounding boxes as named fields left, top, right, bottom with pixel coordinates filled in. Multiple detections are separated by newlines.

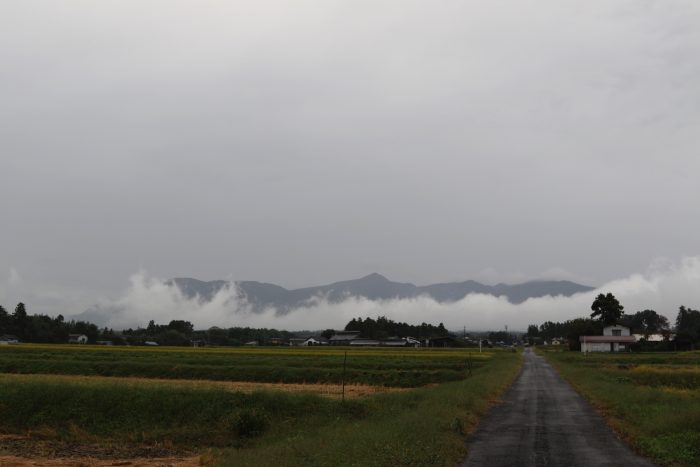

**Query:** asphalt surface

left=461, top=348, right=656, bottom=467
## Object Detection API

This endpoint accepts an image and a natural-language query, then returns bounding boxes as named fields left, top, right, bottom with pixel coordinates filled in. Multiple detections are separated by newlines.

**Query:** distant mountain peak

left=359, top=272, right=389, bottom=282
left=165, top=274, right=594, bottom=313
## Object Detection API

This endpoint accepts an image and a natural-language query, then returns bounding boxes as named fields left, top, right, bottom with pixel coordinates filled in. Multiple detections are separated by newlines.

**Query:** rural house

left=329, top=330, right=361, bottom=345
left=68, top=334, right=88, bottom=344
left=302, top=337, right=328, bottom=346
left=580, top=324, right=635, bottom=352
left=0, top=334, right=20, bottom=345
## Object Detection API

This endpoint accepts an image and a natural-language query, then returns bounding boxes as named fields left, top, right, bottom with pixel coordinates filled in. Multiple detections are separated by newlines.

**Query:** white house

left=580, top=325, right=635, bottom=352
left=0, top=334, right=20, bottom=345
left=404, top=336, right=421, bottom=346
left=68, top=334, right=88, bottom=344
left=303, top=337, right=329, bottom=346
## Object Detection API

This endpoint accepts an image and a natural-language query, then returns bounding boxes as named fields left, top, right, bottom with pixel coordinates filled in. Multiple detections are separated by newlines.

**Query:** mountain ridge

left=168, top=273, right=595, bottom=312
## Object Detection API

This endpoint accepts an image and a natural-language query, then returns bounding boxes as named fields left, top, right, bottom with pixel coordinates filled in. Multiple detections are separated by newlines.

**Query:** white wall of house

left=581, top=341, right=628, bottom=352
left=581, top=342, right=609, bottom=352
left=603, top=325, right=630, bottom=336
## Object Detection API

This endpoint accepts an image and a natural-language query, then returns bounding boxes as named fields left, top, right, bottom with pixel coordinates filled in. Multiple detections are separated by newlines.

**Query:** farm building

left=580, top=325, right=635, bottom=352
left=348, top=338, right=380, bottom=346
left=381, top=338, right=409, bottom=347
left=302, top=337, right=328, bottom=346
left=632, top=333, right=674, bottom=342
left=0, top=334, right=20, bottom=345
left=68, top=334, right=88, bottom=344
left=329, top=331, right=361, bottom=345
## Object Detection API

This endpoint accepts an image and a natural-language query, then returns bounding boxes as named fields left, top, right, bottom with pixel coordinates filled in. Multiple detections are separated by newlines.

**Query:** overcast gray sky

left=1, top=1, right=699, bottom=319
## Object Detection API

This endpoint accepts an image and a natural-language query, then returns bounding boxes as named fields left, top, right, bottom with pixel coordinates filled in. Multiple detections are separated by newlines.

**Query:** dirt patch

left=0, top=435, right=206, bottom=467
left=0, top=373, right=406, bottom=398
left=0, top=455, right=201, bottom=466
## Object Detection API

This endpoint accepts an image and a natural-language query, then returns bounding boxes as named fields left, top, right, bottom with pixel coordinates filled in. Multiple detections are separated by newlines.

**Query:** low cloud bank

left=75, top=256, right=700, bottom=331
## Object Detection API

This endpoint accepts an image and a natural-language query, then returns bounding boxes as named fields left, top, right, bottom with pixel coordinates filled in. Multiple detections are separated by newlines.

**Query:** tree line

left=0, top=303, right=101, bottom=343
left=526, top=293, right=700, bottom=350
left=343, top=316, right=450, bottom=340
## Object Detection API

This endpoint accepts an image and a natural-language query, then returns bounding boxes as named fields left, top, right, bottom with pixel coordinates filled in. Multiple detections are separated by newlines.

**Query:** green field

left=541, top=349, right=700, bottom=467
left=0, top=344, right=485, bottom=387
left=0, top=345, right=522, bottom=466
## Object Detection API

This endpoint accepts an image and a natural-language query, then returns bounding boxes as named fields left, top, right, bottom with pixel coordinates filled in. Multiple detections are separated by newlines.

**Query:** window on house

left=612, top=329, right=621, bottom=336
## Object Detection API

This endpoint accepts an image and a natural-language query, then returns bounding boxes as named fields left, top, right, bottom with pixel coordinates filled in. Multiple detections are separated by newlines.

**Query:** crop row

left=0, top=346, right=490, bottom=387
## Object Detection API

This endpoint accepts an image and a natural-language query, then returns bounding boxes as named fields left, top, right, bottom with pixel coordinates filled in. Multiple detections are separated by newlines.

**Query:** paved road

left=462, top=348, right=655, bottom=467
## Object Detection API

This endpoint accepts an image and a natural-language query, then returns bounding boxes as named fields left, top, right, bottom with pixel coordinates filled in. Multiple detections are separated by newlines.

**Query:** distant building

left=349, top=339, right=381, bottom=346
left=404, top=336, right=421, bottom=346
left=381, top=338, right=408, bottom=347
left=0, top=334, right=20, bottom=345
left=302, top=337, right=328, bottom=346
left=632, top=333, right=674, bottom=342
left=329, top=331, right=361, bottom=345
left=580, top=325, right=635, bottom=352
left=68, top=334, right=88, bottom=344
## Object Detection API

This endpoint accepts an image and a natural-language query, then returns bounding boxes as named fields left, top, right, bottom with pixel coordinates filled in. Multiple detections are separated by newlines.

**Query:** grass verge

left=216, top=350, right=522, bottom=466
left=541, top=349, right=700, bottom=467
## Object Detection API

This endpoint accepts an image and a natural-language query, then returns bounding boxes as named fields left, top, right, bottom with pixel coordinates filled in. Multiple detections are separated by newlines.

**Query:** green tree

left=675, top=306, right=700, bottom=346
left=158, top=329, right=189, bottom=346
left=168, top=320, right=194, bottom=335
left=590, top=293, right=624, bottom=326
left=0, top=305, right=9, bottom=333
left=526, top=324, right=539, bottom=337
left=636, top=309, right=670, bottom=337
left=207, top=326, right=228, bottom=345
left=12, top=303, right=28, bottom=339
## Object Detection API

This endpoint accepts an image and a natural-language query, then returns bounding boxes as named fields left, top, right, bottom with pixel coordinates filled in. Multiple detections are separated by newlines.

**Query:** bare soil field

left=0, top=435, right=204, bottom=467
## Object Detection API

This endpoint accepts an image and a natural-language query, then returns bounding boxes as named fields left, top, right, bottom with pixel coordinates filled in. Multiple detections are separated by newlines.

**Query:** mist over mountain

left=168, top=273, right=594, bottom=312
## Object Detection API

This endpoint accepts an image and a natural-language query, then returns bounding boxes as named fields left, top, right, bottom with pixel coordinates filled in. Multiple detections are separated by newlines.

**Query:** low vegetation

left=0, top=345, right=486, bottom=387
left=541, top=349, right=700, bottom=467
left=0, top=345, right=521, bottom=465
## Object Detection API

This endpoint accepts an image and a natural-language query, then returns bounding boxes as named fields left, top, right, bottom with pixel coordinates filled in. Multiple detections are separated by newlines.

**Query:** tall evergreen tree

left=590, top=293, right=624, bottom=326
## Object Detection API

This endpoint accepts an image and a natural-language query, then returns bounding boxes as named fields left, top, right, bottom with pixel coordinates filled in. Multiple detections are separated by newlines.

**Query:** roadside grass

left=0, top=346, right=522, bottom=466
left=541, top=349, right=700, bottom=467
left=216, top=350, right=522, bottom=466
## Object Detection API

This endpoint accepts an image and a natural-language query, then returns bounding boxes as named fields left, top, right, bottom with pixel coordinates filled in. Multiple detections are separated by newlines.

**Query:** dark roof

left=579, top=336, right=636, bottom=343
left=330, top=334, right=358, bottom=341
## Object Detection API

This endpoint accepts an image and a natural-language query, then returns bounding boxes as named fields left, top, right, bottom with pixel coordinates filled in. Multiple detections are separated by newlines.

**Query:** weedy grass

left=215, top=350, right=522, bottom=466
left=541, top=349, right=700, bottom=467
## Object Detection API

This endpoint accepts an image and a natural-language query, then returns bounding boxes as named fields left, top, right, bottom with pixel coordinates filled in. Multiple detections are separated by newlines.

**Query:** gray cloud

left=9, top=256, right=696, bottom=332
left=1, top=1, right=699, bottom=311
